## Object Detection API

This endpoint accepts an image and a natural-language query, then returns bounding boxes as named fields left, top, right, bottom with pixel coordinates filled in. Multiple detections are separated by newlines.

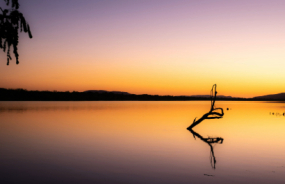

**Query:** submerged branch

left=187, top=84, right=224, bottom=169
left=187, top=84, right=224, bottom=130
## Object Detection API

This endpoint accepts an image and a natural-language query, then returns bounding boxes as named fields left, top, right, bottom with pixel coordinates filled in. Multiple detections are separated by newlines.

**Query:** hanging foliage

left=0, top=0, right=32, bottom=65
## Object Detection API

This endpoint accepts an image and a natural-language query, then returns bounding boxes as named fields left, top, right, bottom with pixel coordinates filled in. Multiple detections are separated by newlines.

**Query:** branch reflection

left=188, top=128, right=223, bottom=169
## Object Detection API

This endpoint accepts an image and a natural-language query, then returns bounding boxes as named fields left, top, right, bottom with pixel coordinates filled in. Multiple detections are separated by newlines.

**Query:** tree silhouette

left=0, top=0, right=32, bottom=65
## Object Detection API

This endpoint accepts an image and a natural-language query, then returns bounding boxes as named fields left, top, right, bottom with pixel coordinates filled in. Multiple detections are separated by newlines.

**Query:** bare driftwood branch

left=187, top=84, right=224, bottom=130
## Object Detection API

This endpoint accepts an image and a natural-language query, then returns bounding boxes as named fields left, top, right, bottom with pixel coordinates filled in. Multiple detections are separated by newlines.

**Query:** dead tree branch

left=187, top=84, right=224, bottom=130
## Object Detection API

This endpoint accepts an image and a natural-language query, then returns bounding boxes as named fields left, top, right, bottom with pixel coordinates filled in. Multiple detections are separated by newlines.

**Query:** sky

left=1, top=0, right=285, bottom=98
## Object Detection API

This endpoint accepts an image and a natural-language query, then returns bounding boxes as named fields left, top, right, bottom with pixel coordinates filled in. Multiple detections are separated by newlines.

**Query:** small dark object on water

left=204, top=174, right=214, bottom=177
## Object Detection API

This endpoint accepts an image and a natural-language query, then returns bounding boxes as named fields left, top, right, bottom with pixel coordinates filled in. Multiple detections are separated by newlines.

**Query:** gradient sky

left=1, top=0, right=285, bottom=97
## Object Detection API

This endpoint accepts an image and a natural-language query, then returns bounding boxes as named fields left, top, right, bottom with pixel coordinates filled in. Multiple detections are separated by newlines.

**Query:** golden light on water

left=1, top=101, right=285, bottom=183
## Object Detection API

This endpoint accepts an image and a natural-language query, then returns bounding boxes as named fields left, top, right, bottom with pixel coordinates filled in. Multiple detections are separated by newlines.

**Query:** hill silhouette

left=84, top=90, right=130, bottom=95
left=0, top=88, right=285, bottom=101
left=0, top=88, right=245, bottom=101
left=253, top=93, right=285, bottom=100
left=189, top=95, right=232, bottom=98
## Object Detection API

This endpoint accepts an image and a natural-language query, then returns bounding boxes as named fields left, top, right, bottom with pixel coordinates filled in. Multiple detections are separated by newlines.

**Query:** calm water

left=0, top=101, right=285, bottom=184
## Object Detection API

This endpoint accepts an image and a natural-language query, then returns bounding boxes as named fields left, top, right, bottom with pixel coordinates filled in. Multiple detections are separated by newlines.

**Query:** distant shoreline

left=1, top=88, right=285, bottom=101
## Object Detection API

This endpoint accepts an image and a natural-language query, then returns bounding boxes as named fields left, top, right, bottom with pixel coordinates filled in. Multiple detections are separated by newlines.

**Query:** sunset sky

left=1, top=0, right=285, bottom=98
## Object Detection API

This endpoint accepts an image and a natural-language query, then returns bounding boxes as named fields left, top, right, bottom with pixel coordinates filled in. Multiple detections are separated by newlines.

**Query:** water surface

left=0, top=101, right=285, bottom=183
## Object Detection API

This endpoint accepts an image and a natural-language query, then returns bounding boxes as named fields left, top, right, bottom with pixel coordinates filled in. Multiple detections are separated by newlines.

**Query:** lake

left=0, top=101, right=285, bottom=184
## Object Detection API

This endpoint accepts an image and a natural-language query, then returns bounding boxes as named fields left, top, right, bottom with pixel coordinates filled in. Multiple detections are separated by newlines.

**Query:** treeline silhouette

left=0, top=88, right=279, bottom=101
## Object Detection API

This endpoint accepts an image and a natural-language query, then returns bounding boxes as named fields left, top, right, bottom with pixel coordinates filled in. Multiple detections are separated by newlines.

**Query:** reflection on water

left=188, top=129, right=223, bottom=169
left=0, top=101, right=135, bottom=112
left=1, top=101, right=285, bottom=184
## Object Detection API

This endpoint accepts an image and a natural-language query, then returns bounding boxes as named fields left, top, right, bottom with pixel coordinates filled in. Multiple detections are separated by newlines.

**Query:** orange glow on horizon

left=1, top=1, right=285, bottom=98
